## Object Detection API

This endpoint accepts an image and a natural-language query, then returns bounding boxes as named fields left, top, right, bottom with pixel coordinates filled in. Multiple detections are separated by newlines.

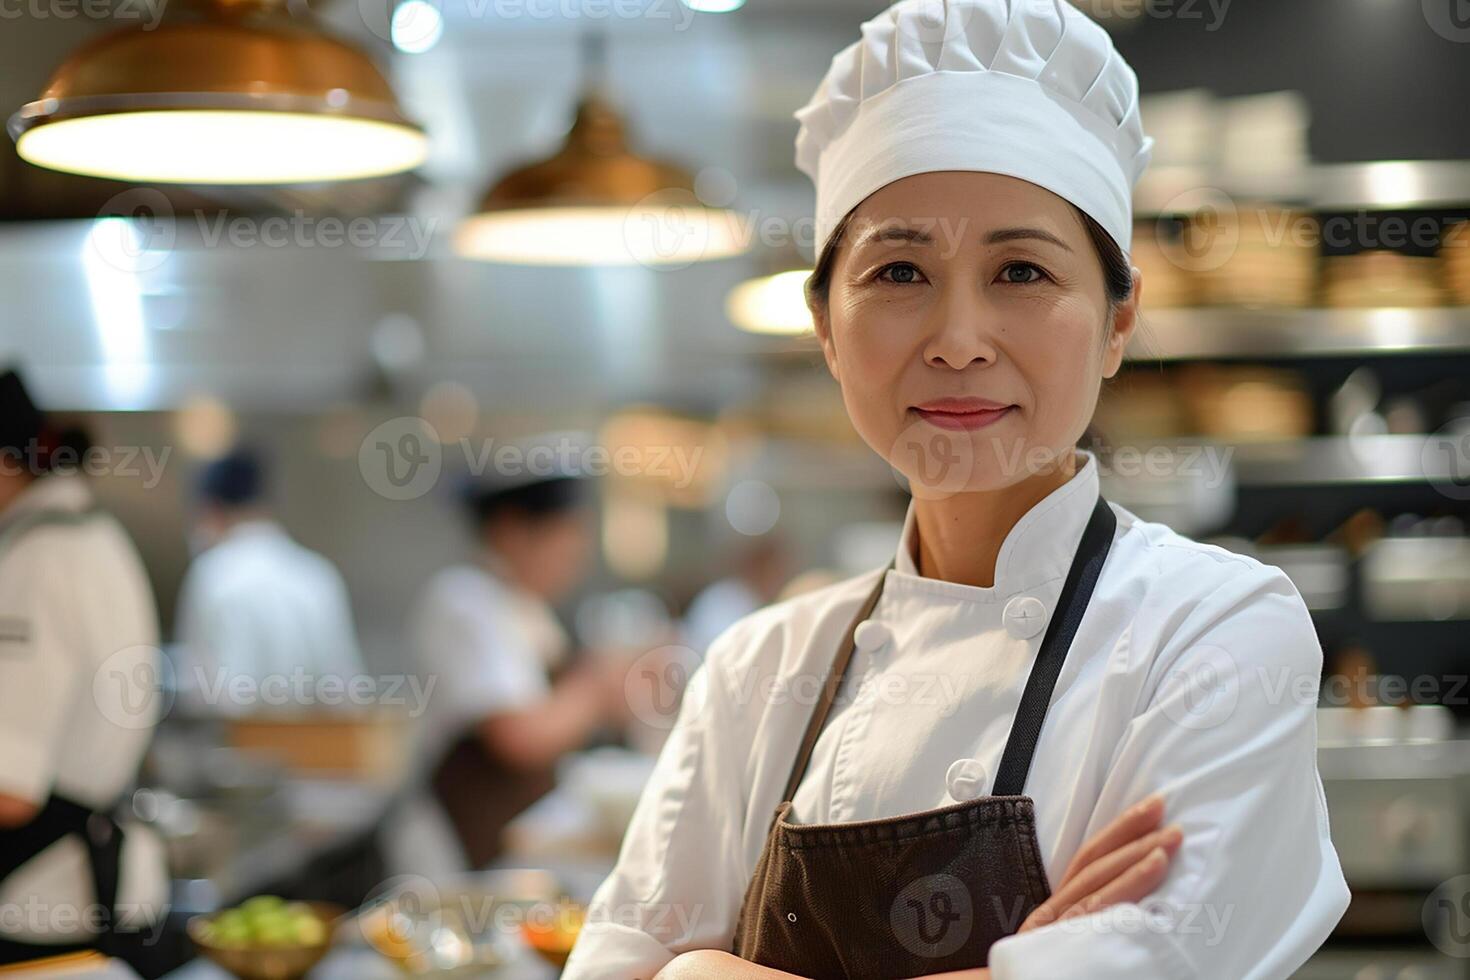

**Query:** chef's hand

left=1017, top=792, right=1182, bottom=933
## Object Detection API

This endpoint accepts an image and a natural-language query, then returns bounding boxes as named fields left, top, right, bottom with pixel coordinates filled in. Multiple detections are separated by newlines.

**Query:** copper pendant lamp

left=8, top=0, right=428, bottom=184
left=453, top=36, right=746, bottom=266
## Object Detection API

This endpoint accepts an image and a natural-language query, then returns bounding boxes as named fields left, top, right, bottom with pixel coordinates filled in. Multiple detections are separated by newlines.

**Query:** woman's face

left=811, top=171, right=1141, bottom=497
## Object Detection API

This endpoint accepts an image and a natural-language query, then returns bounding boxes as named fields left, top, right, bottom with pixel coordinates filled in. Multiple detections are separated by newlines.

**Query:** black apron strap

left=0, top=794, right=126, bottom=952
left=778, top=559, right=894, bottom=808
left=776, top=494, right=1116, bottom=813
left=0, top=795, right=93, bottom=882
left=0, top=499, right=133, bottom=962
left=991, top=496, right=1117, bottom=797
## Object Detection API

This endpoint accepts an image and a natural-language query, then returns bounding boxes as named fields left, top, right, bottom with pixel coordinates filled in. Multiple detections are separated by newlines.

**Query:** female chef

left=562, top=2, right=1350, bottom=978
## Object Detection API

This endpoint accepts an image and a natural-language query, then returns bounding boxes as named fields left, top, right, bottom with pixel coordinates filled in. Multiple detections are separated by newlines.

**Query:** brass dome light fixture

left=8, top=0, right=428, bottom=185
left=454, top=36, right=747, bottom=266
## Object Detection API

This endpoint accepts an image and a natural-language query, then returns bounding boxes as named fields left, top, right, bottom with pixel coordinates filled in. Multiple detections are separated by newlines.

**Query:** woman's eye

left=1001, top=262, right=1048, bottom=285
left=876, top=262, right=924, bottom=284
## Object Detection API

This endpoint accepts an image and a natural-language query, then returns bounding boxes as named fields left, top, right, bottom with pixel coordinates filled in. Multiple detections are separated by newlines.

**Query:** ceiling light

left=454, top=94, right=746, bottom=266
left=726, top=269, right=814, bottom=335
left=9, top=0, right=428, bottom=184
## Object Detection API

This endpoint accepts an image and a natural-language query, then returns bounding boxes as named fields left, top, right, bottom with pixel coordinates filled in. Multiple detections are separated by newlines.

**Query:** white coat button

left=853, top=621, right=891, bottom=652
left=1003, top=596, right=1048, bottom=639
left=945, top=759, right=988, bottom=801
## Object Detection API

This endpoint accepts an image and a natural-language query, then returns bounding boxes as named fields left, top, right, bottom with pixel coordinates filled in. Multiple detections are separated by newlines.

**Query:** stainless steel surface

left=1318, top=741, right=1470, bottom=890
left=1314, top=160, right=1470, bottom=211
left=1230, top=436, right=1462, bottom=487
left=1130, top=307, right=1470, bottom=362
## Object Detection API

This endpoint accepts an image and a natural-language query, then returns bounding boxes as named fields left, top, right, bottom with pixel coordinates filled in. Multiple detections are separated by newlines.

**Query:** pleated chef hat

left=795, top=0, right=1154, bottom=258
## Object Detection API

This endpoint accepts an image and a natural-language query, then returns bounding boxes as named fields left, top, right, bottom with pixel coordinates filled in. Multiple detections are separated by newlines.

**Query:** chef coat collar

left=893, top=449, right=1102, bottom=599
left=222, top=517, right=287, bottom=541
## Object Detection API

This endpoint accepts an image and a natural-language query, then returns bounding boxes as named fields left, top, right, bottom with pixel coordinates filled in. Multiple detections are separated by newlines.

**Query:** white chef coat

left=563, top=450, right=1350, bottom=980
left=174, top=519, right=364, bottom=712
left=0, top=474, right=169, bottom=942
left=383, top=554, right=571, bottom=879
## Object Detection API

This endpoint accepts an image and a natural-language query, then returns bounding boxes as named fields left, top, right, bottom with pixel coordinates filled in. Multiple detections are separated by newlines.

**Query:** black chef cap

left=198, top=446, right=265, bottom=507
left=0, top=368, right=46, bottom=459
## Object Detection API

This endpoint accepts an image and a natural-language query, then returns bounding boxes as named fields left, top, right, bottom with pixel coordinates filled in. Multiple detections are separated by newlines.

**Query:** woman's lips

left=911, top=404, right=1015, bottom=431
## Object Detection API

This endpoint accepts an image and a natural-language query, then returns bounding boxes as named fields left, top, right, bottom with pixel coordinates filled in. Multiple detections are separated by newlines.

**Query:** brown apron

left=731, top=495, right=1116, bottom=979
left=429, top=733, right=557, bottom=868
left=429, top=646, right=577, bottom=868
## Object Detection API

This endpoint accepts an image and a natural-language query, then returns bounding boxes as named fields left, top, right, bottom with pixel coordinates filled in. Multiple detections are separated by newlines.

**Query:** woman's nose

left=921, top=290, right=1000, bottom=369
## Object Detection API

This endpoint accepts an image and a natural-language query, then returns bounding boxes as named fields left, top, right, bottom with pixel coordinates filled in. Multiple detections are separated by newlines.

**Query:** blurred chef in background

left=0, top=368, right=172, bottom=974
left=173, top=446, right=365, bottom=714
left=389, top=434, right=636, bottom=875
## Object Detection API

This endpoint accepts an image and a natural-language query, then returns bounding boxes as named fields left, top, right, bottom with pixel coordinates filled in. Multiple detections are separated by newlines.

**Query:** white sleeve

left=414, top=582, right=550, bottom=730
left=562, top=632, right=752, bottom=980
left=988, top=565, right=1351, bottom=980
left=174, top=569, right=256, bottom=715
left=0, top=546, right=77, bottom=803
left=310, top=559, right=365, bottom=681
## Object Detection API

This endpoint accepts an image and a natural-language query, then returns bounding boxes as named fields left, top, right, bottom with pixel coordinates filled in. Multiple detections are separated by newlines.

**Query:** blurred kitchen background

left=3, top=0, right=1470, bottom=977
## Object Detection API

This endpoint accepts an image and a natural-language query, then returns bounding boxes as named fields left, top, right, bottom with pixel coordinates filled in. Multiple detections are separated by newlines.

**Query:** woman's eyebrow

left=986, top=226, right=1073, bottom=252
left=851, top=225, right=936, bottom=250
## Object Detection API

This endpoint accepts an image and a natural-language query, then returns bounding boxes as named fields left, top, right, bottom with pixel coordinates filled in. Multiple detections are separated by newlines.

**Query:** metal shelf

left=1134, top=159, right=1470, bottom=215
left=1230, top=435, right=1462, bottom=487
left=1127, top=307, right=1470, bottom=362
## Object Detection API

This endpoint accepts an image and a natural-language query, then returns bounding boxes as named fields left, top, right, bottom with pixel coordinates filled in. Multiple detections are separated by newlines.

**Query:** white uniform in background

left=681, top=578, right=761, bottom=656
left=564, top=452, right=1350, bottom=980
left=174, top=519, right=364, bottom=710
left=383, top=553, right=569, bottom=878
left=0, top=474, right=169, bottom=943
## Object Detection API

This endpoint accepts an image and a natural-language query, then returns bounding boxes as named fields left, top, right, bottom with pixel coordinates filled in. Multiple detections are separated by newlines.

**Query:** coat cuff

left=988, top=906, right=1196, bottom=980
left=561, top=919, right=678, bottom=980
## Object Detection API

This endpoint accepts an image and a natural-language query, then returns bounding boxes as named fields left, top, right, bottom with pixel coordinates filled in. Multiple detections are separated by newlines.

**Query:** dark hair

left=805, top=205, right=1135, bottom=316
left=465, top=475, right=587, bottom=529
left=198, top=448, right=265, bottom=508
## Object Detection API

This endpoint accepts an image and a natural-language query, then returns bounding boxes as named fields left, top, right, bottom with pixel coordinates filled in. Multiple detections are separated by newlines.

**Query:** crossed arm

left=652, top=795, right=1181, bottom=980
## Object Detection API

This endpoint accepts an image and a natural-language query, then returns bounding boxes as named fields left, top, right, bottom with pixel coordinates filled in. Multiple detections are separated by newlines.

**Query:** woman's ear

left=809, top=294, right=841, bottom=383
left=1101, top=266, right=1143, bottom=379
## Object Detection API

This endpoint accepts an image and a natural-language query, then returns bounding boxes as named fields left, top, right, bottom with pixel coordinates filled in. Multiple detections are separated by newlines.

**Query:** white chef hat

left=795, top=0, right=1154, bottom=258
